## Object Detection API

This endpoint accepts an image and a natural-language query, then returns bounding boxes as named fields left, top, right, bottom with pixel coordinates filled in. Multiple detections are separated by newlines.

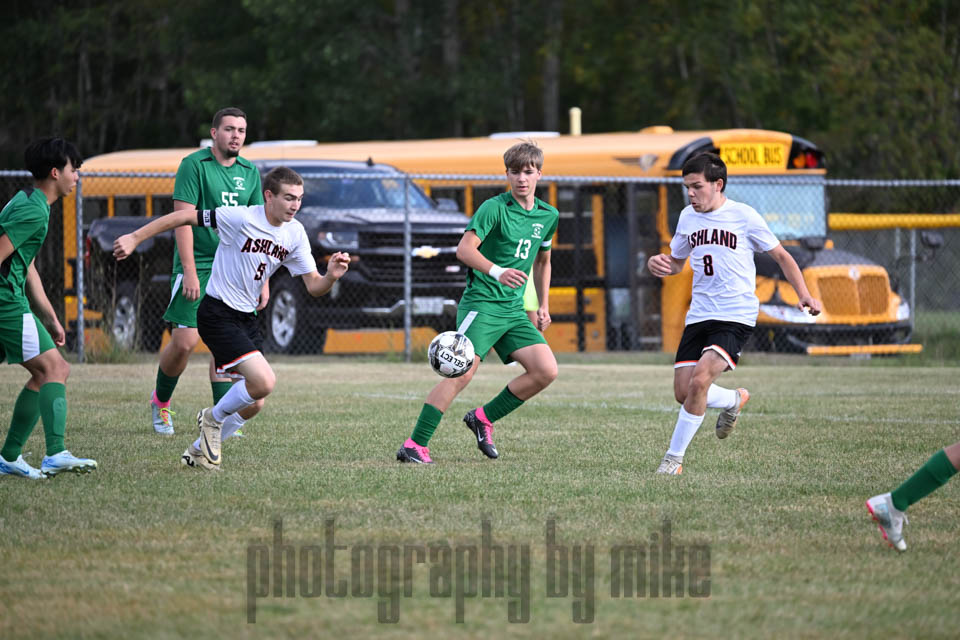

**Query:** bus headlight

left=759, top=304, right=819, bottom=324
left=897, top=300, right=910, bottom=321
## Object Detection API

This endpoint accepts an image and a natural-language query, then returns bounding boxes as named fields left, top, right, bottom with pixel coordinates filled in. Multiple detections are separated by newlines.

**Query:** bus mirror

left=921, top=230, right=944, bottom=250
left=800, top=236, right=826, bottom=251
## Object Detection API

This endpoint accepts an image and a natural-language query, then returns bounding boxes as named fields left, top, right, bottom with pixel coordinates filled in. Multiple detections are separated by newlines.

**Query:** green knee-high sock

left=212, top=381, right=233, bottom=404
left=155, top=367, right=180, bottom=404
left=410, top=404, right=443, bottom=447
left=891, top=449, right=958, bottom=511
left=482, top=386, right=524, bottom=424
left=1, top=387, right=40, bottom=461
left=39, top=382, right=67, bottom=456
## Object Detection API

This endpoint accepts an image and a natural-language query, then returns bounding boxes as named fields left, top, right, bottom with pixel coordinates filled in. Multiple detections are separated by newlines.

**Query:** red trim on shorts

left=674, top=359, right=698, bottom=368
left=703, top=344, right=736, bottom=370
left=217, top=349, right=260, bottom=373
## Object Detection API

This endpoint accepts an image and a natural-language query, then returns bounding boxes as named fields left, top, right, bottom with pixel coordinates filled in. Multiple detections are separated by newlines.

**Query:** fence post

left=403, top=174, right=412, bottom=362
left=909, top=227, right=916, bottom=320
left=573, top=187, right=585, bottom=352
left=75, top=177, right=85, bottom=363
left=626, top=183, right=638, bottom=350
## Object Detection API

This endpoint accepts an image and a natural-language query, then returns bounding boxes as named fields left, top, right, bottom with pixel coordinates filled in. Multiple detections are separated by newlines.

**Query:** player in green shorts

left=397, top=140, right=559, bottom=463
left=0, top=137, right=97, bottom=479
left=149, top=108, right=265, bottom=437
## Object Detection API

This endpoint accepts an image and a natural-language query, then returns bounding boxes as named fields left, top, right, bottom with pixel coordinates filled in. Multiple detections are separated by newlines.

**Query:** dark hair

left=24, top=137, right=83, bottom=181
left=503, top=140, right=544, bottom=171
left=263, top=166, right=303, bottom=195
left=682, top=152, right=727, bottom=192
left=212, top=107, right=247, bottom=129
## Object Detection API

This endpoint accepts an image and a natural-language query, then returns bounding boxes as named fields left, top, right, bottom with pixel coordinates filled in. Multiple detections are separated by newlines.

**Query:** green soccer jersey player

left=397, top=140, right=560, bottom=464
left=0, top=137, right=97, bottom=479
left=149, top=108, right=265, bottom=437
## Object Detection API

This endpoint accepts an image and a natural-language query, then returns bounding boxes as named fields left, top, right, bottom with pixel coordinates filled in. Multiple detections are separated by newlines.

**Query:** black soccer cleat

left=396, top=438, right=433, bottom=464
left=463, top=408, right=499, bottom=459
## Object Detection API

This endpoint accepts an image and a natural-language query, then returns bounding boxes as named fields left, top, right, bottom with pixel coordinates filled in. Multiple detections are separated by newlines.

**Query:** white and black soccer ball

left=428, top=331, right=475, bottom=378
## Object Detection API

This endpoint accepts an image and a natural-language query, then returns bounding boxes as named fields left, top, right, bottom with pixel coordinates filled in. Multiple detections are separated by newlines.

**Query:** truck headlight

left=320, top=230, right=359, bottom=250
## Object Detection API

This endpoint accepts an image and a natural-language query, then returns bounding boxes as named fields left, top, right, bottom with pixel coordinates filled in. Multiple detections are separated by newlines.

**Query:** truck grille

left=360, top=231, right=463, bottom=249
left=817, top=274, right=889, bottom=315
left=361, top=254, right=465, bottom=284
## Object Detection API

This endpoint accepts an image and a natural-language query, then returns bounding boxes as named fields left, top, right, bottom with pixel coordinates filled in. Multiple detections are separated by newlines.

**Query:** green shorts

left=522, top=273, right=539, bottom=312
left=162, top=269, right=213, bottom=328
left=0, top=311, right=57, bottom=364
left=456, top=305, right=547, bottom=364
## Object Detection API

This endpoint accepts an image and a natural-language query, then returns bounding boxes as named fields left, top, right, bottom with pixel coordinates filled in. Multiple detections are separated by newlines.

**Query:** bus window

left=152, top=195, right=174, bottom=218
left=723, top=178, right=826, bottom=239
left=114, top=196, right=147, bottom=217
left=82, top=197, right=110, bottom=227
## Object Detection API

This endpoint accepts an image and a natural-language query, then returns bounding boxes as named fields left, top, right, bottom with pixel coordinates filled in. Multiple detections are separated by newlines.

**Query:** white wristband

left=488, top=264, right=506, bottom=282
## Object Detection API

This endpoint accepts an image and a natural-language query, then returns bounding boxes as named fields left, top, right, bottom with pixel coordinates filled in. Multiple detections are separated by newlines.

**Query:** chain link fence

left=2, top=168, right=958, bottom=361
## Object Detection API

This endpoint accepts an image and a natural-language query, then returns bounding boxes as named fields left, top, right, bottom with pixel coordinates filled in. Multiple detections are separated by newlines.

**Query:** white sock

left=212, top=380, right=255, bottom=422
left=222, top=414, right=247, bottom=441
left=706, top=384, right=737, bottom=409
left=666, top=406, right=706, bottom=459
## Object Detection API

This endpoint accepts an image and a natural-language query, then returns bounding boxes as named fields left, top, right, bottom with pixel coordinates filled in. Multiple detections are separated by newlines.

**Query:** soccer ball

left=428, top=331, right=475, bottom=378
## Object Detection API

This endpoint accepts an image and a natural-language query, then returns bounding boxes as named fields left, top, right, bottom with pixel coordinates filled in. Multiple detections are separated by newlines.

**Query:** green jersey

left=0, top=188, right=50, bottom=316
left=171, top=148, right=263, bottom=273
left=459, top=192, right=559, bottom=312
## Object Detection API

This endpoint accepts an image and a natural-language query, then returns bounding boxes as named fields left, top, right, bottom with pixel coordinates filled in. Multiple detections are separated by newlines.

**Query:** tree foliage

left=1, top=0, right=957, bottom=178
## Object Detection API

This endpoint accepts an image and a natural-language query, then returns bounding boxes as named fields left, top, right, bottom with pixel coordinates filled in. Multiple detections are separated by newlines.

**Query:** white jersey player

left=114, top=167, right=350, bottom=471
left=646, top=152, right=821, bottom=475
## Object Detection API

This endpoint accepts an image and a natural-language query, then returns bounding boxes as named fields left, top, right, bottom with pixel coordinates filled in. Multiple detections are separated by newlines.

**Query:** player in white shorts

left=647, top=152, right=822, bottom=474
left=114, top=167, right=350, bottom=470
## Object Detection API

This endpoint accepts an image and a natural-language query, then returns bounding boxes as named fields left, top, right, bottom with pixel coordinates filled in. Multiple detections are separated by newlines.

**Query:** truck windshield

left=301, top=175, right=435, bottom=210
left=723, top=176, right=826, bottom=240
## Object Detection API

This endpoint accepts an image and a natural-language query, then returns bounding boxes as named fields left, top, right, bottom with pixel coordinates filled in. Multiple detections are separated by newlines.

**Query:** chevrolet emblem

left=413, top=246, right=440, bottom=259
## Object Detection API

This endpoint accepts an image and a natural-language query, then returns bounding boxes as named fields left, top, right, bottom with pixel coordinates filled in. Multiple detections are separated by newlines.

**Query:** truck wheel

left=111, top=281, right=139, bottom=350
left=262, top=277, right=325, bottom=353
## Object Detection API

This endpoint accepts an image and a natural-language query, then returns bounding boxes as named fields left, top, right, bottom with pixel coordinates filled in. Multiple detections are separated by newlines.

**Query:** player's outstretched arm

left=302, top=251, right=351, bottom=298
left=113, top=209, right=199, bottom=261
left=455, top=230, right=527, bottom=289
left=767, top=244, right=822, bottom=315
left=647, top=253, right=685, bottom=278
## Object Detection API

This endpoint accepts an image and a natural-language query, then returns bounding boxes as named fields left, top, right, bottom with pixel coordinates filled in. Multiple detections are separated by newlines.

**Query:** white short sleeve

left=282, top=225, right=317, bottom=277
left=746, top=210, right=780, bottom=253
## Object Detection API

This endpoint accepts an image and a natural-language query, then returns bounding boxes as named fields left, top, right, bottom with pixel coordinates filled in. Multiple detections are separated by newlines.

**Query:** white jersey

left=200, top=205, right=317, bottom=313
left=670, top=198, right=779, bottom=326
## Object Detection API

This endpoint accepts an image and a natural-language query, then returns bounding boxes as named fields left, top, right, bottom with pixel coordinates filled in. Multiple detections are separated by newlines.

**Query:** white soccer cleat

left=656, top=453, right=683, bottom=475
left=0, top=454, right=46, bottom=480
left=866, top=492, right=907, bottom=551
left=716, top=388, right=749, bottom=439
left=150, top=394, right=175, bottom=435
left=181, top=445, right=221, bottom=472
left=41, top=450, right=97, bottom=477
left=196, top=408, right=223, bottom=465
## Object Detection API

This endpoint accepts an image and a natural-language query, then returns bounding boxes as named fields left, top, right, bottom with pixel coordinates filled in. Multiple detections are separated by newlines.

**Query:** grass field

left=1, top=355, right=958, bottom=639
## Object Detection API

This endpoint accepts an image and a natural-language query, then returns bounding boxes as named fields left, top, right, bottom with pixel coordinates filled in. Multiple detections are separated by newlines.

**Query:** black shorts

left=675, top=320, right=753, bottom=370
left=197, top=295, right=263, bottom=376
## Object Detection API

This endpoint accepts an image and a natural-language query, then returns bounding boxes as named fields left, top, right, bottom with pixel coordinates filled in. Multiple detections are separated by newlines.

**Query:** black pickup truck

left=84, top=160, right=469, bottom=352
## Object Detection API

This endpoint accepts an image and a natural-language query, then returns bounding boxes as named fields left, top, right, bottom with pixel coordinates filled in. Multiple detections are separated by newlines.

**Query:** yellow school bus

left=75, top=128, right=915, bottom=354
